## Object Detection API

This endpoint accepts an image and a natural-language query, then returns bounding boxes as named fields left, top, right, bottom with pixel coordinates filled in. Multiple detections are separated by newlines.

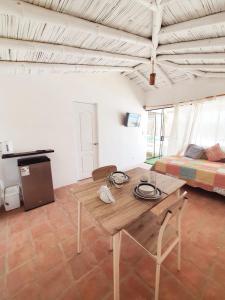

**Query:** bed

left=153, top=156, right=225, bottom=196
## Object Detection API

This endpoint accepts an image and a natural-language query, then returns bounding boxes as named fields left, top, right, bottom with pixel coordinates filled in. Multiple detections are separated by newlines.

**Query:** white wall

left=144, top=77, right=225, bottom=107
left=0, top=73, right=147, bottom=188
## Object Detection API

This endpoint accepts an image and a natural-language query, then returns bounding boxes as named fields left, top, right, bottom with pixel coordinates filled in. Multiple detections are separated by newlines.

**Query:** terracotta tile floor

left=0, top=183, right=225, bottom=300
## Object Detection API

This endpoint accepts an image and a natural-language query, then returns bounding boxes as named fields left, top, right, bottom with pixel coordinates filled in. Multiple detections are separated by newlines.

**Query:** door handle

left=93, top=143, right=99, bottom=146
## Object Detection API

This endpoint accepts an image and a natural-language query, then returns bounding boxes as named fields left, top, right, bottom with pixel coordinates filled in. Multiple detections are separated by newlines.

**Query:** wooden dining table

left=71, top=167, right=186, bottom=300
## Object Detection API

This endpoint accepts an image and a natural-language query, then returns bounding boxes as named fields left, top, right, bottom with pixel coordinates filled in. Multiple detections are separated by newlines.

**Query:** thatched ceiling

left=1, top=0, right=225, bottom=92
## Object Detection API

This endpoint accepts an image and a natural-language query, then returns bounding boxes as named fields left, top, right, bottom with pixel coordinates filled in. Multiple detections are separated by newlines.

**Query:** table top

left=71, top=168, right=186, bottom=235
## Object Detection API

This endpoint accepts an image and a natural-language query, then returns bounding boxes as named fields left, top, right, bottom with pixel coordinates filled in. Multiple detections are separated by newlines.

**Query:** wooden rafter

left=159, top=60, right=225, bottom=72
left=158, top=53, right=225, bottom=62
left=1, top=0, right=225, bottom=91
left=190, top=70, right=225, bottom=78
left=157, top=37, right=225, bottom=54
left=0, top=61, right=133, bottom=73
left=0, top=38, right=150, bottom=66
left=135, top=0, right=157, bottom=11
left=134, top=0, right=176, bottom=11
left=1, top=0, right=152, bottom=50
left=160, top=11, right=225, bottom=38
left=151, top=0, right=162, bottom=59
left=148, top=0, right=173, bottom=86
left=133, top=65, right=156, bottom=89
left=156, top=64, right=173, bottom=85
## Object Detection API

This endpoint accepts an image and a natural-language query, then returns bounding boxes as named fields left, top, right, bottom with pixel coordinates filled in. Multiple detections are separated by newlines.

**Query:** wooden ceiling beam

left=156, top=64, right=173, bottom=84
left=151, top=1, right=162, bottom=59
left=157, top=37, right=225, bottom=54
left=0, top=61, right=133, bottom=73
left=190, top=70, right=225, bottom=78
left=0, top=38, right=150, bottom=65
left=134, top=0, right=157, bottom=11
left=158, top=53, right=225, bottom=62
left=135, top=70, right=150, bottom=85
left=151, top=1, right=173, bottom=86
left=1, top=0, right=152, bottom=50
left=133, top=65, right=158, bottom=89
left=134, top=0, right=175, bottom=11
left=159, top=60, right=225, bottom=71
left=161, top=0, right=177, bottom=7
left=160, top=11, right=225, bottom=38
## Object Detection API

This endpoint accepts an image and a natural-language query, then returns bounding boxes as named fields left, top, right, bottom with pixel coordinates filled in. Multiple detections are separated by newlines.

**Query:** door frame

left=147, top=109, right=165, bottom=159
left=73, top=101, right=99, bottom=181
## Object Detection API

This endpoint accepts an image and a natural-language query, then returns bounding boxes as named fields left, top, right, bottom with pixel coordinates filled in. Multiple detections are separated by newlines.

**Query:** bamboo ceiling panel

left=1, top=0, right=225, bottom=91
left=0, top=48, right=138, bottom=67
left=159, top=23, right=225, bottom=45
left=163, top=0, right=225, bottom=26
left=0, top=14, right=151, bottom=57
left=22, top=0, right=153, bottom=37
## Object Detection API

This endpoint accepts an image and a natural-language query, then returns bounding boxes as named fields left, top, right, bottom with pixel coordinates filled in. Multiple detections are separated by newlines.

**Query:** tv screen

left=125, top=113, right=141, bottom=127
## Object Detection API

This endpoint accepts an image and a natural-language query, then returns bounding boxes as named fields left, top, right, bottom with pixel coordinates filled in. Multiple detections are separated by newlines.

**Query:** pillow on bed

left=205, top=143, right=225, bottom=162
left=184, top=144, right=205, bottom=159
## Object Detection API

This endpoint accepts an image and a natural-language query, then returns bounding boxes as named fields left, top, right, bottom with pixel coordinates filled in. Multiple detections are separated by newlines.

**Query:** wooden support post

left=113, top=232, right=121, bottom=300
left=77, top=200, right=82, bottom=254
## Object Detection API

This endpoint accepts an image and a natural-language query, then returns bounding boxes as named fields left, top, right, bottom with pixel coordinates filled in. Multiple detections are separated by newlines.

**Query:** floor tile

left=0, top=183, right=224, bottom=300
left=38, top=264, right=73, bottom=300
left=59, top=284, right=80, bottom=300
left=88, top=236, right=109, bottom=262
left=8, top=242, right=35, bottom=271
left=61, top=237, right=77, bottom=260
left=135, top=254, right=168, bottom=289
left=121, top=234, right=144, bottom=264
left=7, top=230, right=31, bottom=253
left=77, top=267, right=110, bottom=300
left=211, top=263, right=225, bottom=288
left=35, top=245, right=64, bottom=273
left=100, top=255, right=131, bottom=282
left=68, top=249, right=97, bottom=280
left=11, top=283, right=41, bottom=300
left=34, top=232, right=58, bottom=252
left=55, top=224, right=76, bottom=242
left=31, top=222, right=53, bottom=239
left=120, top=274, right=153, bottom=300
left=202, top=277, right=225, bottom=300
left=163, top=254, right=207, bottom=297
left=0, top=256, right=6, bottom=277
left=9, top=219, right=28, bottom=235
left=6, top=261, right=37, bottom=297
left=159, top=274, right=195, bottom=300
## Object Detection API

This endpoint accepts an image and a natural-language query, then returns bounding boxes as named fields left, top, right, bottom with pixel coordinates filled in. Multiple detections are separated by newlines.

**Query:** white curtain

left=167, top=95, right=225, bottom=155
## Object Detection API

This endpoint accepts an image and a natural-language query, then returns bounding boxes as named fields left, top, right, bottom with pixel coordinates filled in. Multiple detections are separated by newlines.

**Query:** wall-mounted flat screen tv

left=125, top=113, right=141, bottom=127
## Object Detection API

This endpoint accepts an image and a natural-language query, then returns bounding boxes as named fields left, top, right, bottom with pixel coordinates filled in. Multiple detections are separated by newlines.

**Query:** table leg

left=77, top=200, right=82, bottom=254
left=113, top=231, right=121, bottom=300
left=176, top=188, right=181, bottom=198
left=109, top=236, right=113, bottom=251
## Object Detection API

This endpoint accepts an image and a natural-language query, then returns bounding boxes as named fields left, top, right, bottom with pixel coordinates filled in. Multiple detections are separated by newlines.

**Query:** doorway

left=146, top=107, right=174, bottom=164
left=74, top=102, right=99, bottom=180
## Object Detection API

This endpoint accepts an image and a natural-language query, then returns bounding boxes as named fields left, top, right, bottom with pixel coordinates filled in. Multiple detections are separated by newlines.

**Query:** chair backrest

left=159, top=191, right=187, bottom=225
left=92, top=165, right=117, bottom=181
left=156, top=191, right=188, bottom=257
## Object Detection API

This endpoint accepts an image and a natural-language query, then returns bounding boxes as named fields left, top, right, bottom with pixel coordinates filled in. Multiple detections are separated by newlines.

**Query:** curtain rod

left=143, top=92, right=225, bottom=111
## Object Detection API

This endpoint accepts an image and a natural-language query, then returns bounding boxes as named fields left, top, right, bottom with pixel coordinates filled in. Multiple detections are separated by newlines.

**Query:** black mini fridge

left=18, top=156, right=55, bottom=211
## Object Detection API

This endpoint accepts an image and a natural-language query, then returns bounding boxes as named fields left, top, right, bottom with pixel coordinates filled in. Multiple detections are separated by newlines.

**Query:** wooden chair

left=92, top=165, right=117, bottom=250
left=92, top=165, right=117, bottom=181
left=122, top=191, right=188, bottom=300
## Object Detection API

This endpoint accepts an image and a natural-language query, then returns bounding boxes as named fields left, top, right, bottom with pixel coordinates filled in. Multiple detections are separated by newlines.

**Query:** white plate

left=134, top=186, right=162, bottom=201
left=138, top=184, right=155, bottom=195
left=109, top=172, right=129, bottom=185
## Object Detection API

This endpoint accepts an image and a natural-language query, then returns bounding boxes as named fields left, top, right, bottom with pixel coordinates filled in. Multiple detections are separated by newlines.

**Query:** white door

left=74, top=102, right=99, bottom=180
